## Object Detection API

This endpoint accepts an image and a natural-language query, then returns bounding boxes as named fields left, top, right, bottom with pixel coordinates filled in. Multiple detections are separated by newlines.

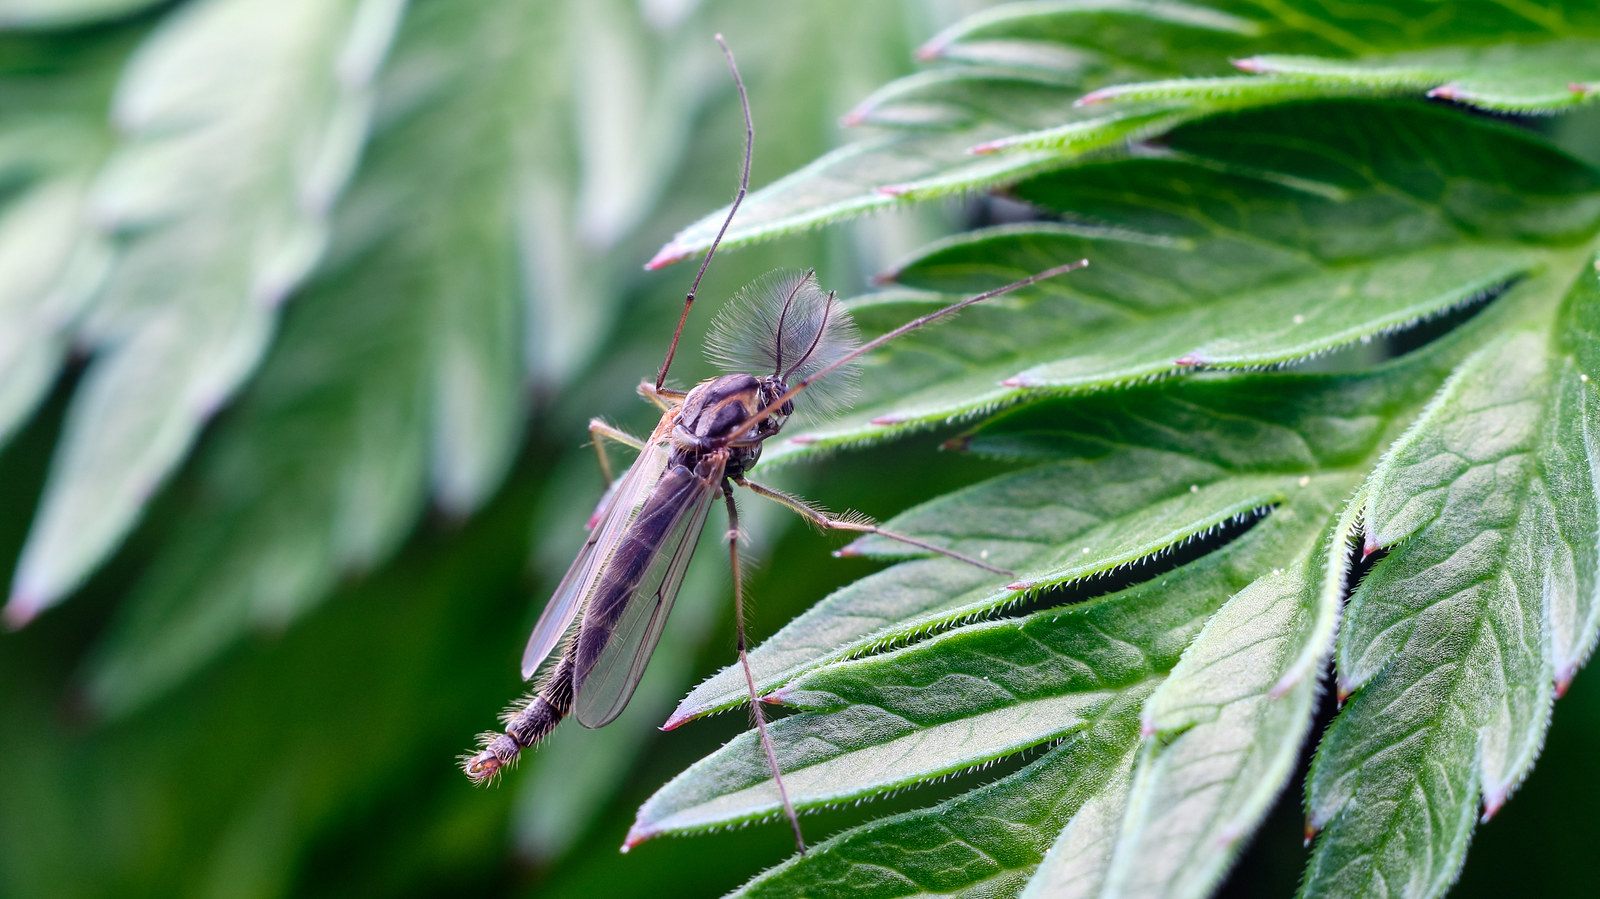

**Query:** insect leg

left=723, top=485, right=807, bottom=853
left=589, top=418, right=646, bottom=486
left=637, top=379, right=687, bottom=412
left=735, top=476, right=1013, bottom=576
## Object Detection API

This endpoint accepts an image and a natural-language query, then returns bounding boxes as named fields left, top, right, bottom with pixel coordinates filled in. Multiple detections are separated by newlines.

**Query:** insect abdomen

left=463, top=652, right=575, bottom=782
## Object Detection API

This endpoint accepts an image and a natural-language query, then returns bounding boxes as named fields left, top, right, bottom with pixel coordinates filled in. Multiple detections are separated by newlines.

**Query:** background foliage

left=1, top=1, right=1598, bottom=897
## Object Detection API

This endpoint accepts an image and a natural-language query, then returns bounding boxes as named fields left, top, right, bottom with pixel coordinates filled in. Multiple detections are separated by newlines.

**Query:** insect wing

left=571, top=457, right=722, bottom=728
left=521, top=441, right=671, bottom=679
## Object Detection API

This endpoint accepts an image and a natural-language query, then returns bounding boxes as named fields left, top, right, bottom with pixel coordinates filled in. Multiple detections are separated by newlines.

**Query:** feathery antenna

left=727, top=259, right=1090, bottom=441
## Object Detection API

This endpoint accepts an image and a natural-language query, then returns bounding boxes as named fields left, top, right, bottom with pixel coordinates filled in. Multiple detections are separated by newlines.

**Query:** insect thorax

left=673, top=373, right=792, bottom=479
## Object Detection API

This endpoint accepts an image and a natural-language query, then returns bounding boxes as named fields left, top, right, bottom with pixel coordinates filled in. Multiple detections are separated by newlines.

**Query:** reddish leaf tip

left=877, top=184, right=910, bottom=197
left=968, top=139, right=1005, bottom=155
left=942, top=435, right=972, bottom=452
left=839, top=107, right=868, bottom=127
left=787, top=434, right=817, bottom=446
left=870, top=266, right=902, bottom=285
left=1303, top=823, right=1318, bottom=847
left=1173, top=354, right=1203, bottom=367
left=1556, top=669, right=1575, bottom=698
left=1139, top=718, right=1157, bottom=738
left=1481, top=791, right=1507, bottom=823
left=3, top=595, right=39, bottom=630
left=869, top=414, right=904, bottom=426
left=1570, top=82, right=1596, bottom=95
left=1075, top=87, right=1115, bottom=106
left=660, top=708, right=695, bottom=731
left=1362, top=531, right=1380, bottom=559
left=1426, top=83, right=1462, bottom=100
left=622, top=825, right=653, bottom=851
left=833, top=545, right=861, bottom=558
left=1231, top=57, right=1265, bottom=73
left=645, top=244, right=692, bottom=270
left=1006, top=581, right=1031, bottom=592
left=1335, top=684, right=1351, bottom=706
left=914, top=38, right=946, bottom=62
left=1000, top=376, right=1035, bottom=388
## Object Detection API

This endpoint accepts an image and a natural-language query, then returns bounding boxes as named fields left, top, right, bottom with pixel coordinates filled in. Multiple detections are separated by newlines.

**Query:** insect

left=461, top=34, right=1087, bottom=853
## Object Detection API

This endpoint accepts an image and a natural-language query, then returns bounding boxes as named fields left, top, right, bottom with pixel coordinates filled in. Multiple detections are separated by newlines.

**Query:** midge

left=462, top=35, right=1086, bottom=852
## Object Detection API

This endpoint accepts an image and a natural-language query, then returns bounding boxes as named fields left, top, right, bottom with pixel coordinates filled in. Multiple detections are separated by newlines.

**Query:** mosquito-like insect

left=462, top=35, right=1086, bottom=852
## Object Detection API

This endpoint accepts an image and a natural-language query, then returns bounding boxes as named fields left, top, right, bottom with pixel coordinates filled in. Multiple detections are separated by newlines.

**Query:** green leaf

left=655, top=87, right=1600, bottom=893
left=1095, top=536, right=1341, bottom=899
left=646, top=0, right=1266, bottom=265
left=4, top=0, right=402, bottom=623
left=757, top=102, right=1598, bottom=466
left=638, top=475, right=1345, bottom=896
left=651, top=1, right=1600, bottom=263
left=1302, top=265, right=1600, bottom=897
left=734, top=705, right=1146, bottom=899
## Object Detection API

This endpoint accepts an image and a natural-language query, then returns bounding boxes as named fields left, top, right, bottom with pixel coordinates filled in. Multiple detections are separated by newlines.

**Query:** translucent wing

left=521, top=438, right=671, bottom=680
left=571, top=456, right=723, bottom=728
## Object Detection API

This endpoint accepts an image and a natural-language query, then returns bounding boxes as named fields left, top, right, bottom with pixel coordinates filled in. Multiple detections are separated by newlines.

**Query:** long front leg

left=723, top=486, right=806, bottom=853
left=735, top=476, right=1012, bottom=576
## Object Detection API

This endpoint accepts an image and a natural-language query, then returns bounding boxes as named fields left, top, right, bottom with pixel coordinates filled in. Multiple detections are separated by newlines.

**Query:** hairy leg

left=723, top=486, right=806, bottom=853
left=736, top=476, right=1012, bottom=576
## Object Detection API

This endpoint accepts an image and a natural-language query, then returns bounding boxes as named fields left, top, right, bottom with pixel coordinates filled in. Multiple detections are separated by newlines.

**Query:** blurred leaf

left=5, top=0, right=404, bottom=622
left=0, top=28, right=129, bottom=449
left=0, top=0, right=165, bottom=30
left=78, top=0, right=545, bottom=714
